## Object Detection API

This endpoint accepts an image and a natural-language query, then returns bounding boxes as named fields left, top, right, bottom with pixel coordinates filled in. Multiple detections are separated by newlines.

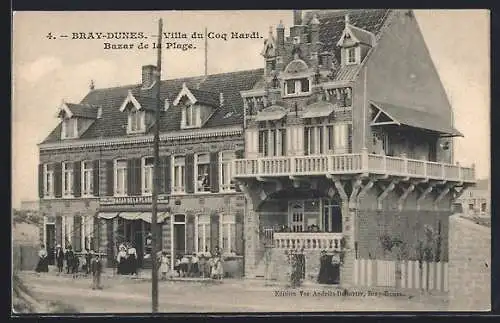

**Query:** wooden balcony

left=273, top=232, right=344, bottom=251
left=233, top=152, right=475, bottom=183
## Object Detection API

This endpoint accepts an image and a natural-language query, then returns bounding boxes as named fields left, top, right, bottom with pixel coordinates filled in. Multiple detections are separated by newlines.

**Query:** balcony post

left=361, top=147, right=369, bottom=172
left=456, top=162, right=461, bottom=181
left=441, top=164, right=445, bottom=179
left=401, top=153, right=408, bottom=176
left=290, top=156, right=296, bottom=174
left=422, top=156, right=427, bottom=178
left=257, top=158, right=263, bottom=175
left=382, top=155, right=387, bottom=173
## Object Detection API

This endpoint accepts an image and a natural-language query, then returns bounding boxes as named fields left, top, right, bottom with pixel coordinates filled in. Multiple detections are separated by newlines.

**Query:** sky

left=11, top=10, right=490, bottom=209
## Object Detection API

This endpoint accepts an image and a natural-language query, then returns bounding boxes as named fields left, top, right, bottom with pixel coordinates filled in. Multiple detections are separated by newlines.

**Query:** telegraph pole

left=151, top=18, right=163, bottom=313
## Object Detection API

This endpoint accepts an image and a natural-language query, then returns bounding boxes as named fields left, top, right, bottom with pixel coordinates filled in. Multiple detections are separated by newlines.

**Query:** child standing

left=91, top=252, right=103, bottom=290
left=159, top=252, right=170, bottom=280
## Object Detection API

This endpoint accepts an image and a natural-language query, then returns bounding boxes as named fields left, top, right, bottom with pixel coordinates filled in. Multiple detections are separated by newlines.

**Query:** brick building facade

left=232, top=9, right=475, bottom=287
left=38, top=65, right=262, bottom=268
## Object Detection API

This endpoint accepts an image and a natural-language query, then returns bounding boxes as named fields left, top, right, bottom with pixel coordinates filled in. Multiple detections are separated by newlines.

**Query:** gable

left=363, top=10, right=453, bottom=122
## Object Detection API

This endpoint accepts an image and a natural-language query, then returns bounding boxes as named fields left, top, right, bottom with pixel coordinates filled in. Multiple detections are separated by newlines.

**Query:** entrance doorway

left=323, top=200, right=342, bottom=233
left=172, top=214, right=186, bottom=259
left=289, top=202, right=305, bottom=232
left=45, top=224, right=56, bottom=265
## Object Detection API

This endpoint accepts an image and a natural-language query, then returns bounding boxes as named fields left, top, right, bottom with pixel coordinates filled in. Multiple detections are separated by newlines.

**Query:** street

left=17, top=271, right=449, bottom=313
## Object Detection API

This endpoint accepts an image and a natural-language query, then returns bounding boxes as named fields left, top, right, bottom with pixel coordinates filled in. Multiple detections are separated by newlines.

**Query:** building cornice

left=38, top=126, right=243, bottom=151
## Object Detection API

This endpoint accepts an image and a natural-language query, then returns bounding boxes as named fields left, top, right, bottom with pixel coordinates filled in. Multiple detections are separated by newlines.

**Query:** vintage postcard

left=12, top=9, right=490, bottom=314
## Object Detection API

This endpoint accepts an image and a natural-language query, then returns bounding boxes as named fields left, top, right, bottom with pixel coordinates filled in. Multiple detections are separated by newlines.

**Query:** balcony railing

left=233, top=152, right=475, bottom=183
left=273, top=232, right=344, bottom=251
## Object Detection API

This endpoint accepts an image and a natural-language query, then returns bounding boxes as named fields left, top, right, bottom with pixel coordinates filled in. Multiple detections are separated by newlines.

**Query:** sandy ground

left=16, top=271, right=449, bottom=313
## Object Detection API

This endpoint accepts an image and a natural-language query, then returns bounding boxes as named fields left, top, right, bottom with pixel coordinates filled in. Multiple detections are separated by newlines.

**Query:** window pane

left=300, top=79, right=309, bottom=92
left=286, top=80, right=295, bottom=94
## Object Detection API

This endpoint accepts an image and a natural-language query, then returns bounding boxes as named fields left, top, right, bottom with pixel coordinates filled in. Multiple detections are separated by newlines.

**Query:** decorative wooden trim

left=377, top=179, right=397, bottom=210
left=119, top=90, right=141, bottom=112
left=416, top=183, right=435, bottom=211
left=38, top=127, right=243, bottom=151
left=397, top=183, right=415, bottom=211
left=173, top=82, right=197, bottom=106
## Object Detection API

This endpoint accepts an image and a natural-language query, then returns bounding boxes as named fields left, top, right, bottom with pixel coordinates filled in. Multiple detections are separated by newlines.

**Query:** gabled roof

left=41, top=68, right=264, bottom=143
left=58, top=103, right=100, bottom=119
left=172, top=83, right=221, bottom=107
left=304, top=9, right=390, bottom=60
left=370, top=101, right=463, bottom=137
left=119, top=91, right=158, bottom=112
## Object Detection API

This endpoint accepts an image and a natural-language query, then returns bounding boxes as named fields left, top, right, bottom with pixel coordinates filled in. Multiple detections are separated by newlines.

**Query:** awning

left=301, top=101, right=336, bottom=119
left=97, top=212, right=118, bottom=219
left=138, top=212, right=169, bottom=224
left=97, top=211, right=168, bottom=223
left=254, top=105, right=287, bottom=122
left=370, top=101, right=464, bottom=137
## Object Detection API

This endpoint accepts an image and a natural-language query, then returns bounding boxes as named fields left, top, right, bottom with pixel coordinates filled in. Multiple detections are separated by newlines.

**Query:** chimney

left=219, top=92, right=224, bottom=107
left=141, top=64, right=157, bottom=89
left=276, top=20, right=285, bottom=53
left=293, top=10, right=302, bottom=25
left=310, top=14, right=320, bottom=44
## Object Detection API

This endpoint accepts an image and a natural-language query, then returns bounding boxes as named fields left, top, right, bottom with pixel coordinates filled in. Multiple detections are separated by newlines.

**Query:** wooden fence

left=353, top=259, right=448, bottom=292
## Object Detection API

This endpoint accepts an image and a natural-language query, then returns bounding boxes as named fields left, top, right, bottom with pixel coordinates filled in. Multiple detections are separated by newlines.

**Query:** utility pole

left=151, top=18, right=163, bottom=314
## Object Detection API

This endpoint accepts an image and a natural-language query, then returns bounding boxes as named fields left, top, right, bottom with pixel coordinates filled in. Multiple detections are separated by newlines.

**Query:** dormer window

left=185, top=104, right=198, bottom=128
left=128, top=109, right=145, bottom=133
left=61, top=118, right=78, bottom=139
left=285, top=78, right=311, bottom=96
left=347, top=47, right=356, bottom=64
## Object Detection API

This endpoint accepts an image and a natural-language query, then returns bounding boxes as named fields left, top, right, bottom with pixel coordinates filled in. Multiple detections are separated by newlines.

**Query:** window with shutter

left=220, top=151, right=236, bottom=192
left=142, top=157, right=154, bottom=195
left=73, top=161, right=81, bottom=197
left=235, top=211, right=244, bottom=255
left=54, top=163, right=63, bottom=198
left=115, top=159, right=127, bottom=196
left=185, top=154, right=195, bottom=194
left=196, top=153, right=211, bottom=193
left=210, top=213, right=220, bottom=252
left=173, top=156, right=186, bottom=193
left=43, top=164, right=56, bottom=198
left=92, top=160, right=100, bottom=196
left=196, top=214, right=211, bottom=253
left=209, top=151, right=219, bottom=193
left=81, top=161, right=94, bottom=197
left=62, top=162, right=74, bottom=197
left=220, top=213, right=236, bottom=253
left=159, top=155, right=171, bottom=194
left=105, top=160, right=114, bottom=196
left=186, top=214, right=195, bottom=254
left=73, top=214, right=82, bottom=252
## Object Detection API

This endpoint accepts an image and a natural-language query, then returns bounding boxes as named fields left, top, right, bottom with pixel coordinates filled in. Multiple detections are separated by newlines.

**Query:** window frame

left=196, top=214, right=211, bottom=253
left=219, top=151, right=236, bottom=192
left=62, top=162, right=74, bottom=198
left=127, top=109, right=145, bottom=134
left=142, top=156, right=154, bottom=196
left=114, top=159, right=128, bottom=196
left=258, top=121, right=287, bottom=157
left=43, top=164, right=55, bottom=198
left=283, top=77, right=312, bottom=97
left=182, top=104, right=200, bottom=129
left=172, top=155, right=186, bottom=194
left=346, top=46, right=360, bottom=65
left=304, top=119, right=351, bottom=156
left=61, top=117, right=78, bottom=139
left=219, top=213, right=236, bottom=254
left=195, top=153, right=211, bottom=193
left=81, top=160, right=94, bottom=197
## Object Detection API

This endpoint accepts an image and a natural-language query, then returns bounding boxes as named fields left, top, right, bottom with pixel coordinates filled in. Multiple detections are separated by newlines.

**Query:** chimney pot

left=142, top=65, right=157, bottom=89
left=293, top=10, right=302, bottom=25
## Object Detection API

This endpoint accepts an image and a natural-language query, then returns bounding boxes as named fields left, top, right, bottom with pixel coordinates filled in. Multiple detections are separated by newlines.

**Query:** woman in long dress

left=116, top=245, right=127, bottom=275
left=35, top=244, right=48, bottom=273
left=127, top=244, right=138, bottom=276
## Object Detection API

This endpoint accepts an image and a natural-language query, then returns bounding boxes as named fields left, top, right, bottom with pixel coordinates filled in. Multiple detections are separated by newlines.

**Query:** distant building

left=453, top=179, right=490, bottom=217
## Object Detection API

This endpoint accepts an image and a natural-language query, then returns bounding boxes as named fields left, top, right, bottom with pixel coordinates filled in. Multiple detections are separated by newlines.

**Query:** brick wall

left=448, top=215, right=490, bottom=311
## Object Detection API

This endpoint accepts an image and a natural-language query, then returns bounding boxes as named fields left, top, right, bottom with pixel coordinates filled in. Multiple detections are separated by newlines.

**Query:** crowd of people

left=35, top=243, right=103, bottom=289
